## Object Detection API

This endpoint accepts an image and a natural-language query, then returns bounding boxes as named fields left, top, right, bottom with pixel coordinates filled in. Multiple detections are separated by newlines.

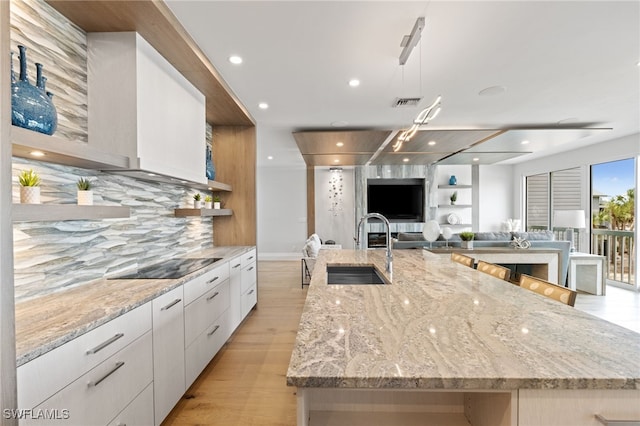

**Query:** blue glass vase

left=449, top=175, right=457, bottom=185
left=11, top=45, right=58, bottom=136
left=206, top=143, right=216, bottom=181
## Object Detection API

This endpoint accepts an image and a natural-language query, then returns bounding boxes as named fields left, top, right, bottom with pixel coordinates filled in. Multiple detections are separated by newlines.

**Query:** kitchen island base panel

left=518, top=389, right=640, bottom=426
left=296, top=388, right=515, bottom=426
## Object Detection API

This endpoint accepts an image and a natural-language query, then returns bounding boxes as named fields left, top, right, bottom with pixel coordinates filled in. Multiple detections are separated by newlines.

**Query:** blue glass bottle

left=449, top=175, right=457, bottom=185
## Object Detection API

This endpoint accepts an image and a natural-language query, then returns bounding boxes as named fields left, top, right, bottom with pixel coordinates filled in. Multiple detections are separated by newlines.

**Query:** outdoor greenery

left=600, top=188, right=634, bottom=231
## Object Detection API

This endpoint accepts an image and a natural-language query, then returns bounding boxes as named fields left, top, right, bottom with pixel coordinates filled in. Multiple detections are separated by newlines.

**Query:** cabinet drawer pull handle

left=247, top=256, right=254, bottom=260
left=247, top=266, right=254, bottom=271
left=207, top=276, right=219, bottom=284
left=87, top=361, right=125, bottom=387
left=161, top=298, right=182, bottom=311
left=206, top=291, right=220, bottom=301
left=232, top=263, right=241, bottom=269
left=207, top=325, right=220, bottom=337
left=248, top=289, right=255, bottom=295
left=595, top=414, right=640, bottom=425
left=86, top=333, right=124, bottom=355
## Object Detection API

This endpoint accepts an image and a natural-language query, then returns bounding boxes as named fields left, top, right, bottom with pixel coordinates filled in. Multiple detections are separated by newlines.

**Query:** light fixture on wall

left=553, top=209, right=586, bottom=252
left=328, top=167, right=344, bottom=216
left=392, top=95, right=442, bottom=152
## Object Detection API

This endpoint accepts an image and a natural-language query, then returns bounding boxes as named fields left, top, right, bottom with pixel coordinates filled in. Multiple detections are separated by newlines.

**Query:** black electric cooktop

left=109, top=257, right=222, bottom=280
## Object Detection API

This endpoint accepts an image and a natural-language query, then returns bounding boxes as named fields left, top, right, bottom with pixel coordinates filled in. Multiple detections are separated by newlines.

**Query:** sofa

left=393, top=231, right=571, bottom=286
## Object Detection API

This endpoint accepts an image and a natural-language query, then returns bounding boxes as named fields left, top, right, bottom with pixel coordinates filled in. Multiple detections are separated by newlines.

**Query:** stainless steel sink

left=326, top=265, right=386, bottom=285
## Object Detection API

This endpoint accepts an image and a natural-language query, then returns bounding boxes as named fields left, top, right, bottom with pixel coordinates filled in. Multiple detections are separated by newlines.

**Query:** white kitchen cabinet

left=107, top=383, right=154, bottom=426
left=87, top=32, right=206, bottom=184
left=18, top=303, right=152, bottom=411
left=26, top=331, right=153, bottom=426
left=184, top=271, right=231, bottom=387
left=151, top=286, right=185, bottom=425
left=184, top=261, right=230, bottom=306
left=228, top=256, right=243, bottom=333
left=240, top=249, right=257, bottom=319
left=518, top=389, right=640, bottom=426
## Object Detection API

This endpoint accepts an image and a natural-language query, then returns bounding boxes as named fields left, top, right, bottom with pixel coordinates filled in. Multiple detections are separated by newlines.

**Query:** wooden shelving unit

left=12, top=204, right=130, bottom=222
left=174, top=208, right=233, bottom=218
left=11, top=126, right=129, bottom=170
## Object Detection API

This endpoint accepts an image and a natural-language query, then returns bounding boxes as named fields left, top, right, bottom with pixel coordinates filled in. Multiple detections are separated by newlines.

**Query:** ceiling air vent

left=393, top=97, right=422, bottom=108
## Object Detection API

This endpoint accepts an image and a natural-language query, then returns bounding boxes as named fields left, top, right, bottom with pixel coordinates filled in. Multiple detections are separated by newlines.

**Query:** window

left=525, top=167, right=582, bottom=230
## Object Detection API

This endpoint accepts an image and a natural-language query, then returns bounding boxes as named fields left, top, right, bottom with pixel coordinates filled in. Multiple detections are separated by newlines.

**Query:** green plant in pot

left=459, top=231, right=474, bottom=249
left=193, top=193, right=202, bottom=208
left=204, top=195, right=213, bottom=209
left=213, top=195, right=222, bottom=209
left=76, top=177, right=94, bottom=206
left=450, top=191, right=458, bottom=205
left=18, top=169, right=41, bottom=204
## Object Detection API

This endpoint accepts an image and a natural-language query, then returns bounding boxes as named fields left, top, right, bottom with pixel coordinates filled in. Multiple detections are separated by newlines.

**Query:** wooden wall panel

left=212, top=126, right=257, bottom=246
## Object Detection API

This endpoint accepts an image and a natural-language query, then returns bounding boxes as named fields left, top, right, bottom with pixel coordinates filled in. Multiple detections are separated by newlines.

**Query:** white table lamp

left=553, top=210, right=586, bottom=252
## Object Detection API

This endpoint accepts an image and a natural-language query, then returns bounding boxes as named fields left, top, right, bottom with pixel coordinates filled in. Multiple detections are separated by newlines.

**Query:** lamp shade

left=553, top=210, right=586, bottom=229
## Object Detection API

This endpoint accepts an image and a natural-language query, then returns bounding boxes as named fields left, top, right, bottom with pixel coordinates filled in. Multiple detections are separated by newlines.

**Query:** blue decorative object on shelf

left=11, top=45, right=58, bottom=135
left=206, top=142, right=216, bottom=181
left=449, top=175, right=457, bottom=185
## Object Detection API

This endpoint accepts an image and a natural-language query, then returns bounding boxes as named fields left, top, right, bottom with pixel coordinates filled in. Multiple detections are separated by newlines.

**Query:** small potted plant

left=450, top=191, right=457, bottom=205
left=204, top=195, right=213, bottom=209
left=193, top=193, right=202, bottom=208
left=213, top=195, right=221, bottom=209
left=459, top=231, right=474, bottom=249
left=18, top=169, right=41, bottom=204
left=76, top=177, right=93, bottom=206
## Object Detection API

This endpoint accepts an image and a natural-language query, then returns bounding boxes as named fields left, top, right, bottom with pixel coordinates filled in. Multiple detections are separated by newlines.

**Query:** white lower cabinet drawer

left=241, top=283, right=257, bottom=319
left=240, top=262, right=257, bottom=293
left=107, top=383, right=154, bottom=426
left=185, top=312, right=229, bottom=386
left=184, top=279, right=230, bottom=348
left=18, top=302, right=152, bottom=410
left=26, top=331, right=153, bottom=426
left=518, top=389, right=640, bottom=426
left=184, top=262, right=230, bottom=305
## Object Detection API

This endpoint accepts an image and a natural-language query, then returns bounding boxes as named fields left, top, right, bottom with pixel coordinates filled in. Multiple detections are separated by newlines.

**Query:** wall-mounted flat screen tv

left=367, top=178, right=425, bottom=222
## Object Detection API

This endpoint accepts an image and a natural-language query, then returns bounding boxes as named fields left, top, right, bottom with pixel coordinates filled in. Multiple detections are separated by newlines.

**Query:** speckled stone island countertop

left=286, top=249, right=640, bottom=390
left=15, top=246, right=254, bottom=367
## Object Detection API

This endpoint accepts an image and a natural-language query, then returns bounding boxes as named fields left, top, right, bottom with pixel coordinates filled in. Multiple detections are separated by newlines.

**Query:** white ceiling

left=166, top=1, right=640, bottom=168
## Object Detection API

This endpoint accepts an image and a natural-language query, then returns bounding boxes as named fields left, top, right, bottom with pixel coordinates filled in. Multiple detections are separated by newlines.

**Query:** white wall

left=314, top=167, right=356, bottom=248
left=478, top=165, right=515, bottom=231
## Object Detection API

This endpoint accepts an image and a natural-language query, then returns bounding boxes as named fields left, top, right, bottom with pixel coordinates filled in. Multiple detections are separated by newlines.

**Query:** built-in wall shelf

left=12, top=204, right=131, bottom=222
left=439, top=223, right=472, bottom=228
left=199, top=180, right=232, bottom=192
left=11, top=126, right=130, bottom=170
left=174, top=208, right=233, bottom=218
left=438, top=204, right=472, bottom=209
left=438, top=184, right=472, bottom=189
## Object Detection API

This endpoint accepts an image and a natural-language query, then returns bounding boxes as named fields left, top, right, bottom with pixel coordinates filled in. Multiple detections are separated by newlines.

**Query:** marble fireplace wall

left=12, top=158, right=214, bottom=302
left=354, top=165, right=437, bottom=235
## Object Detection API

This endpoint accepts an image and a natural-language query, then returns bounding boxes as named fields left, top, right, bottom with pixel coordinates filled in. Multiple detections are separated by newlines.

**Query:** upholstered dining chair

left=476, top=261, right=512, bottom=282
left=518, top=274, right=577, bottom=307
left=451, top=252, right=474, bottom=268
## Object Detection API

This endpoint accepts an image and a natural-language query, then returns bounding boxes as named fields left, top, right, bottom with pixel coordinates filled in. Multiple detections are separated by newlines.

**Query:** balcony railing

left=591, top=229, right=635, bottom=286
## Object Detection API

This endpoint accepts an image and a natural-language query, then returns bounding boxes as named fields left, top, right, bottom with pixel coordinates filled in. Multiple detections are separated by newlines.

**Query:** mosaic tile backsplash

left=13, top=158, right=214, bottom=302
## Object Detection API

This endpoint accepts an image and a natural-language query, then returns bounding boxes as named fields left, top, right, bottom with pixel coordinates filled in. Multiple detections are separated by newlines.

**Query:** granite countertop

left=286, top=249, right=640, bottom=390
left=15, top=246, right=254, bottom=367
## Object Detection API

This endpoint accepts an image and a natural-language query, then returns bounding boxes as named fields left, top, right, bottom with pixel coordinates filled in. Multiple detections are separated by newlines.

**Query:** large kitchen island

left=286, top=249, right=640, bottom=426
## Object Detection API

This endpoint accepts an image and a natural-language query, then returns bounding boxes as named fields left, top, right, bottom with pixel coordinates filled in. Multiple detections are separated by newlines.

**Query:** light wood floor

left=163, top=261, right=307, bottom=426
left=163, top=260, right=640, bottom=425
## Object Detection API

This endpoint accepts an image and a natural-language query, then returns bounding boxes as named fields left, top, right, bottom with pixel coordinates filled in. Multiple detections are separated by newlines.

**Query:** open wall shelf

left=13, top=204, right=130, bottom=222
left=174, top=208, right=233, bottom=217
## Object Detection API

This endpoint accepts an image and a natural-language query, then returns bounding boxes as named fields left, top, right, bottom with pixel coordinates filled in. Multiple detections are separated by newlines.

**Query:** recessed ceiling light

left=403, top=158, right=410, bottom=162
left=30, top=150, right=45, bottom=157
left=258, top=102, right=269, bottom=109
left=147, top=173, right=156, bottom=176
left=229, top=55, right=243, bottom=64
left=267, top=156, right=273, bottom=160
left=478, top=85, right=507, bottom=96
left=331, top=120, right=348, bottom=127
left=334, top=159, right=340, bottom=163
left=427, top=140, right=436, bottom=146
left=208, top=187, right=213, bottom=190
left=472, top=157, right=480, bottom=162
left=521, top=140, right=530, bottom=145
left=336, top=142, right=344, bottom=147
left=348, top=79, right=360, bottom=87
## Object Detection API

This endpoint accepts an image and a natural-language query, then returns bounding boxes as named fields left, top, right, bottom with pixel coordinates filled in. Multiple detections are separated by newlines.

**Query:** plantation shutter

left=526, top=174, right=549, bottom=229
left=551, top=168, right=582, bottom=213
